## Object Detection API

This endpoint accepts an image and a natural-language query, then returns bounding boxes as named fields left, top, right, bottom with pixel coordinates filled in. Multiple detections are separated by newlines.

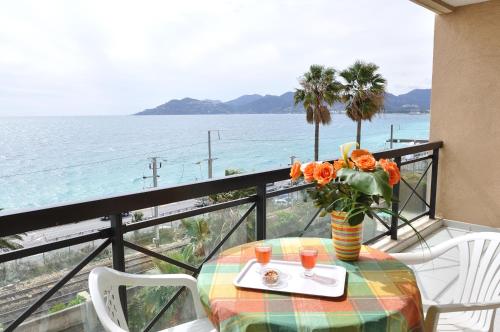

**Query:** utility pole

left=289, top=155, right=297, bottom=200
left=144, top=157, right=162, bottom=246
left=390, top=124, right=394, bottom=149
left=208, top=131, right=213, bottom=179
left=207, top=130, right=220, bottom=179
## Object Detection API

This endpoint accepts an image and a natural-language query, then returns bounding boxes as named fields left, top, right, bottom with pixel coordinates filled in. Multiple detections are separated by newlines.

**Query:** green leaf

left=347, top=210, right=365, bottom=226
left=337, top=168, right=392, bottom=204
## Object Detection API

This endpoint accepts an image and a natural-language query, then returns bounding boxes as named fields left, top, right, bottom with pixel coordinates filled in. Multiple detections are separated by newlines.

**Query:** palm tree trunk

left=314, top=121, right=319, bottom=161
left=356, top=120, right=362, bottom=147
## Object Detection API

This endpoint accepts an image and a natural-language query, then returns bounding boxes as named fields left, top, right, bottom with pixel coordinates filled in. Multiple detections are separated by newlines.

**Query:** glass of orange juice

left=300, top=247, right=318, bottom=277
left=255, top=244, right=272, bottom=271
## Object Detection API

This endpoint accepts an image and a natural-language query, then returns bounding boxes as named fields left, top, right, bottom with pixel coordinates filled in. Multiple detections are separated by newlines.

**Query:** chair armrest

left=424, top=300, right=500, bottom=331
left=431, top=300, right=500, bottom=313
left=390, top=252, right=434, bottom=265
left=122, top=273, right=198, bottom=288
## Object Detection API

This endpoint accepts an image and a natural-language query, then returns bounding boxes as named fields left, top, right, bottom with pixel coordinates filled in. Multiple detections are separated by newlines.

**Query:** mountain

left=235, top=92, right=301, bottom=114
left=135, top=89, right=431, bottom=115
left=384, top=89, right=431, bottom=113
left=138, top=98, right=233, bottom=115
left=226, top=94, right=263, bottom=107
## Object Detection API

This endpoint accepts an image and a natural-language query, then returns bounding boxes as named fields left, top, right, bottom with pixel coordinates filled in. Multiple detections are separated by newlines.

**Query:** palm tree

left=181, top=218, right=211, bottom=259
left=294, top=65, right=342, bottom=161
left=340, top=61, right=386, bottom=147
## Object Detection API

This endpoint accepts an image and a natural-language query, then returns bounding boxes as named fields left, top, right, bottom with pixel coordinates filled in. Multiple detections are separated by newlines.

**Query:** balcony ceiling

left=411, top=0, right=490, bottom=14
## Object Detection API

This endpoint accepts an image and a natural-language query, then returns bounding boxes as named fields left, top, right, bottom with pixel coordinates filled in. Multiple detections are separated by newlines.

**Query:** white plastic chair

left=391, top=232, right=500, bottom=332
left=88, top=267, right=216, bottom=332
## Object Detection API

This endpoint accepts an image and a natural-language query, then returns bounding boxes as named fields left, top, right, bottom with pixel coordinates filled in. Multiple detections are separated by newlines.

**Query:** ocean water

left=0, top=113, right=429, bottom=211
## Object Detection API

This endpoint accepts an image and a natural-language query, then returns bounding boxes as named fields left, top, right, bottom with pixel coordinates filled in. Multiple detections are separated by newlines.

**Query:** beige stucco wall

left=430, top=0, right=500, bottom=227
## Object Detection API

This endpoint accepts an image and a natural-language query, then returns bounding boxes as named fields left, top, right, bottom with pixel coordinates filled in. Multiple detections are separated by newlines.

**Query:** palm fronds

left=294, top=65, right=342, bottom=160
left=340, top=60, right=387, bottom=122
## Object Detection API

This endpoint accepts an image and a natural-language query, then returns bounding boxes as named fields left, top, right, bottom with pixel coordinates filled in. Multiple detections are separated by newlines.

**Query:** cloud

left=0, top=0, right=434, bottom=116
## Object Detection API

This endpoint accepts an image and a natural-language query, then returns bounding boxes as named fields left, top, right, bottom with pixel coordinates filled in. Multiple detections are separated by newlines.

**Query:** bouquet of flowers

left=289, top=142, right=402, bottom=226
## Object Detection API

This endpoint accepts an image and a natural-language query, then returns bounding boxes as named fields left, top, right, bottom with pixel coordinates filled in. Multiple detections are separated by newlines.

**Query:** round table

left=197, top=237, right=424, bottom=332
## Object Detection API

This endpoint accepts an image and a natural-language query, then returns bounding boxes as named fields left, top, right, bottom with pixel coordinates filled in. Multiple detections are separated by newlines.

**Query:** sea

left=0, top=113, right=429, bottom=211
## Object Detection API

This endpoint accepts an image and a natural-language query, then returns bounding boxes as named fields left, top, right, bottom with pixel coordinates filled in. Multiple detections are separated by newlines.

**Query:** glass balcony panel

left=398, top=160, right=430, bottom=223
left=124, top=203, right=255, bottom=265
left=124, top=202, right=255, bottom=331
left=266, top=189, right=388, bottom=243
left=266, top=189, right=321, bottom=239
left=362, top=215, right=389, bottom=242
left=0, top=242, right=112, bottom=332
left=126, top=284, right=197, bottom=332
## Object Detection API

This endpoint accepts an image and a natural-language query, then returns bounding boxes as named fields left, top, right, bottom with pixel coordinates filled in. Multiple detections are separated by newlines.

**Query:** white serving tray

left=233, top=259, right=347, bottom=298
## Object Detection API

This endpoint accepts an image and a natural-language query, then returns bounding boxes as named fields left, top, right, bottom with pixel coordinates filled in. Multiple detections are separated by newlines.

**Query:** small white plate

left=233, top=259, right=347, bottom=298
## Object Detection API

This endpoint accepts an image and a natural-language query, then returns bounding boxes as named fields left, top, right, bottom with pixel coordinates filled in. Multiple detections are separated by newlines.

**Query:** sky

left=0, top=0, right=435, bottom=116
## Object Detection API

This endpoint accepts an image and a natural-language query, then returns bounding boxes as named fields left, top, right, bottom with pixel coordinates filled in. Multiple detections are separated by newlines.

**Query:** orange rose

left=289, top=161, right=302, bottom=181
left=333, top=159, right=354, bottom=171
left=355, top=154, right=376, bottom=171
left=351, top=149, right=372, bottom=162
left=313, top=162, right=335, bottom=186
left=379, top=159, right=401, bottom=186
left=302, top=162, right=317, bottom=183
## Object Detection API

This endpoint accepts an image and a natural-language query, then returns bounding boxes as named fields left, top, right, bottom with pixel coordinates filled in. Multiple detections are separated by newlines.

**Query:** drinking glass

left=300, top=247, right=318, bottom=277
left=254, top=244, right=272, bottom=271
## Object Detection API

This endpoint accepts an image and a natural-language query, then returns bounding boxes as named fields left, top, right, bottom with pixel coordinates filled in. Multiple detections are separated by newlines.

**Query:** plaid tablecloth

left=197, top=237, right=424, bottom=332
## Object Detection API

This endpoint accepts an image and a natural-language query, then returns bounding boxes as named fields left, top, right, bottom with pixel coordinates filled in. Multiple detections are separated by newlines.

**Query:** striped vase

left=331, top=211, right=362, bottom=261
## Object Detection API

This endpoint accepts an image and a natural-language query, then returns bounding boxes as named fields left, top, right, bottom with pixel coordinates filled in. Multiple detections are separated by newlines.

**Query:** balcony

left=0, top=141, right=476, bottom=332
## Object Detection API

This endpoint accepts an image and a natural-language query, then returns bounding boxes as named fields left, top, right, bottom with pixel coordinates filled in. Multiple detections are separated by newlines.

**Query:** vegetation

left=0, top=234, right=23, bottom=251
left=0, top=243, right=112, bottom=287
left=48, top=303, right=66, bottom=314
left=208, top=168, right=256, bottom=246
left=132, top=211, right=144, bottom=223
left=180, top=218, right=210, bottom=259
left=294, top=65, right=342, bottom=161
left=48, top=294, right=87, bottom=314
left=209, top=169, right=255, bottom=203
left=0, top=208, right=24, bottom=251
left=340, top=61, right=387, bottom=147
left=127, top=203, right=256, bottom=331
left=128, top=249, right=195, bottom=331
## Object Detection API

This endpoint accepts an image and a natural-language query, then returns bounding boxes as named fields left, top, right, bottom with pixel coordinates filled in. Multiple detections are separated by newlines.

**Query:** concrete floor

left=401, top=221, right=500, bottom=331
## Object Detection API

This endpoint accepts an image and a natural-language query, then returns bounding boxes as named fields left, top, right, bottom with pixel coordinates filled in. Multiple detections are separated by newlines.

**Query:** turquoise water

left=0, top=114, right=429, bottom=211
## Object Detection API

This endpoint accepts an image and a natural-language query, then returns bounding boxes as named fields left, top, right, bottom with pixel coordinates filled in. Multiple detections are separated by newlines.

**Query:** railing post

left=256, top=184, right=267, bottom=240
left=429, top=148, right=440, bottom=219
left=391, top=157, right=402, bottom=240
left=110, top=213, right=127, bottom=321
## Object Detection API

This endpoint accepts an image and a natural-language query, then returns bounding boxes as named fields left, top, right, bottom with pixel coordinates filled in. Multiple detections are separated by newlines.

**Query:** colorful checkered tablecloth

left=197, top=237, right=424, bottom=332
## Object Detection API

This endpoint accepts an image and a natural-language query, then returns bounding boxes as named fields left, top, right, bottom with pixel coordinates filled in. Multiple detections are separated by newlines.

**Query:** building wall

left=430, top=0, right=500, bottom=227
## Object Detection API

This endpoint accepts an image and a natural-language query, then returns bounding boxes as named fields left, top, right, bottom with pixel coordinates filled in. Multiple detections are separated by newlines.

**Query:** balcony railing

left=0, top=141, right=443, bottom=332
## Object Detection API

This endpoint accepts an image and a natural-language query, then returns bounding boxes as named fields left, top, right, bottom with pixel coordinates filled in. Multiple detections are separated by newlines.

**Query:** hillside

left=136, top=89, right=430, bottom=115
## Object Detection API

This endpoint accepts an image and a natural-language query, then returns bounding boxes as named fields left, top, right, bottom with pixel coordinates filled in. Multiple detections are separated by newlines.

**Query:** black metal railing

left=0, top=141, right=443, bottom=331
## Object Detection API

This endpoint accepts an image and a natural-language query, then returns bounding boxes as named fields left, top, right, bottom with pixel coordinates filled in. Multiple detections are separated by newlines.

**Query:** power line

left=0, top=141, right=206, bottom=179
left=222, top=138, right=305, bottom=142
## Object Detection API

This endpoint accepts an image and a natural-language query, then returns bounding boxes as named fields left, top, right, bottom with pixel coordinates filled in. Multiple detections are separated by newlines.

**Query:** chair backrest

left=418, top=232, right=500, bottom=330
left=88, top=267, right=129, bottom=332
left=453, top=232, right=500, bottom=330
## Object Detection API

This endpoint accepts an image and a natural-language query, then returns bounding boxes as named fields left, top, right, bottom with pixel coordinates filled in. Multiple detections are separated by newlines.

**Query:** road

left=22, top=199, right=197, bottom=247
left=19, top=180, right=293, bottom=248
